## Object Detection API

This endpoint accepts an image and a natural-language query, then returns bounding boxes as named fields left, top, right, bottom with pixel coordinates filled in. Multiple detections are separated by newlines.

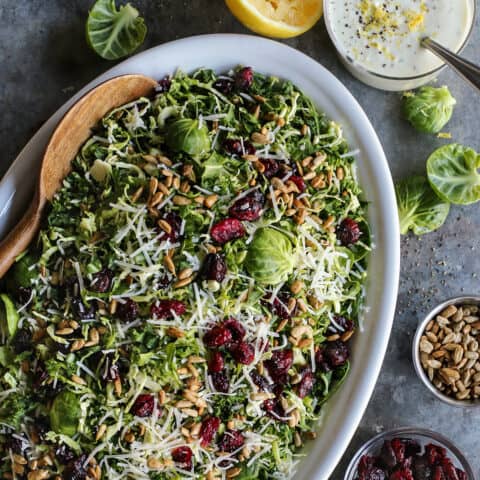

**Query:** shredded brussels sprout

left=0, top=67, right=369, bottom=479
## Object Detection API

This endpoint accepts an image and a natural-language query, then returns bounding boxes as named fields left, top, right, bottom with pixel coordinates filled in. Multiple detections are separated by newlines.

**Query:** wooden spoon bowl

left=0, top=74, right=158, bottom=278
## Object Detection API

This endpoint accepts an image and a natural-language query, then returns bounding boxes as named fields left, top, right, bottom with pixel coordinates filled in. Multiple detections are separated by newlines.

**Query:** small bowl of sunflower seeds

left=412, top=296, right=480, bottom=406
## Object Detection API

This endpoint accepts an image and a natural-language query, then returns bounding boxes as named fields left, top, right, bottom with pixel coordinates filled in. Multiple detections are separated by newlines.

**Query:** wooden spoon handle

left=0, top=74, right=157, bottom=280
left=0, top=193, right=44, bottom=278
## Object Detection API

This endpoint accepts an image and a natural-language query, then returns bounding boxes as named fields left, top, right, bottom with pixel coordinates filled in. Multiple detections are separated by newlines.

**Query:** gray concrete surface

left=1, top=1, right=479, bottom=478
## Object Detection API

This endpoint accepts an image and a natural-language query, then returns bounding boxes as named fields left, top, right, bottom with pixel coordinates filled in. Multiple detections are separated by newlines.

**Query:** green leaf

left=427, top=144, right=480, bottom=205
left=395, top=176, right=450, bottom=235
left=86, top=0, right=147, bottom=60
left=50, top=391, right=81, bottom=436
left=201, top=152, right=228, bottom=183
left=0, top=294, right=19, bottom=338
left=4, top=252, right=37, bottom=291
left=402, top=86, right=456, bottom=134
left=0, top=394, right=32, bottom=429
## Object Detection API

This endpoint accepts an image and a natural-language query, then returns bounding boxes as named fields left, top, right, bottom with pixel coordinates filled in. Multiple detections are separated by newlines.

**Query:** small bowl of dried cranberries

left=344, top=427, right=474, bottom=480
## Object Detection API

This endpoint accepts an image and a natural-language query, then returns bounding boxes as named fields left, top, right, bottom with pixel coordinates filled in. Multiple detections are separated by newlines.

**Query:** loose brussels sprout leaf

left=0, top=294, right=19, bottom=338
left=402, top=86, right=456, bottom=133
left=165, top=118, right=210, bottom=156
left=90, top=159, right=112, bottom=182
left=245, top=228, right=295, bottom=285
left=395, top=176, right=450, bottom=235
left=50, top=391, right=81, bottom=436
left=4, top=252, right=37, bottom=291
left=427, top=144, right=480, bottom=205
left=201, top=152, right=228, bottom=183
left=86, top=0, right=147, bottom=60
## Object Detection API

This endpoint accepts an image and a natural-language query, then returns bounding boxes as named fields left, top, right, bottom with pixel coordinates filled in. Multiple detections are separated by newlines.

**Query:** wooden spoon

left=0, top=74, right=158, bottom=278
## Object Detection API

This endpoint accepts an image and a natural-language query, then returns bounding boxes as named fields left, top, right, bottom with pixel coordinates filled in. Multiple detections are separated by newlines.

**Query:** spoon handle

left=422, top=37, right=480, bottom=92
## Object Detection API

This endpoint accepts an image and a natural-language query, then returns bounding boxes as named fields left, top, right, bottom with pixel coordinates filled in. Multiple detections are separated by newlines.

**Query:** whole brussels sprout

left=402, top=86, right=456, bottom=134
left=165, top=118, right=210, bottom=156
left=50, top=390, right=81, bottom=436
left=245, top=228, right=295, bottom=285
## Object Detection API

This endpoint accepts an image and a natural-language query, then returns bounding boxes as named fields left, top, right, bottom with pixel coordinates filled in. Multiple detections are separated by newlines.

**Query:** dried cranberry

left=250, top=370, right=271, bottom=391
left=244, top=141, right=256, bottom=156
left=199, top=416, right=221, bottom=447
left=203, top=324, right=232, bottom=348
left=171, top=446, right=193, bottom=470
left=150, top=299, right=186, bottom=319
left=13, top=328, right=32, bottom=354
left=289, top=175, right=306, bottom=192
left=324, top=341, right=349, bottom=367
left=425, top=444, right=447, bottom=466
left=333, top=315, right=354, bottom=333
left=55, top=444, right=76, bottom=464
left=433, top=466, right=446, bottom=480
left=441, top=458, right=460, bottom=480
left=359, top=468, right=387, bottom=480
left=71, top=297, right=96, bottom=320
left=5, top=434, right=27, bottom=454
left=160, top=212, right=183, bottom=242
left=456, top=470, right=467, bottom=480
left=403, top=438, right=421, bottom=457
left=314, top=348, right=331, bottom=372
left=336, top=218, right=361, bottom=246
left=391, top=438, right=406, bottom=463
left=218, top=430, right=245, bottom=453
left=260, top=158, right=280, bottom=179
left=229, top=341, right=255, bottom=365
left=116, top=299, right=139, bottom=322
left=379, top=440, right=398, bottom=469
left=262, top=397, right=287, bottom=422
left=389, top=469, right=414, bottom=480
left=64, top=454, right=88, bottom=480
left=296, top=368, right=315, bottom=398
left=210, top=218, right=245, bottom=244
left=224, top=318, right=246, bottom=343
left=412, top=456, right=432, bottom=480
left=155, top=76, right=171, bottom=93
left=201, top=253, right=227, bottom=282
left=32, top=362, right=49, bottom=389
left=262, top=294, right=291, bottom=320
left=229, top=190, right=264, bottom=221
left=358, top=456, right=377, bottom=475
left=208, top=351, right=225, bottom=373
left=213, top=78, right=234, bottom=94
left=223, top=139, right=243, bottom=156
left=91, top=268, right=114, bottom=293
left=16, top=286, right=32, bottom=304
left=131, top=394, right=155, bottom=417
left=234, top=67, right=253, bottom=90
left=266, top=349, right=293, bottom=381
left=158, top=274, right=171, bottom=289
left=211, top=371, right=230, bottom=393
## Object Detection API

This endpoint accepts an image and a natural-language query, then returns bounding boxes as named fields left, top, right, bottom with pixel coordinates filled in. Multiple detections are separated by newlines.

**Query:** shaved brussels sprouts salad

left=0, top=67, right=370, bottom=479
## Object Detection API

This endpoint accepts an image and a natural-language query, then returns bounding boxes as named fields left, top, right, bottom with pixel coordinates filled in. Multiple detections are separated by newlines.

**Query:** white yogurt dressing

left=327, top=0, right=474, bottom=78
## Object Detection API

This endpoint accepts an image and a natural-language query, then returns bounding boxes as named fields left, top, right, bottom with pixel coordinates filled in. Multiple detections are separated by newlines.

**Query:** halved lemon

left=225, top=0, right=323, bottom=38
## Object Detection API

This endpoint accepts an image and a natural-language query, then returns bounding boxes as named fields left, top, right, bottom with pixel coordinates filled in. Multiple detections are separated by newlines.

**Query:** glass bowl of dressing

left=324, top=0, right=476, bottom=91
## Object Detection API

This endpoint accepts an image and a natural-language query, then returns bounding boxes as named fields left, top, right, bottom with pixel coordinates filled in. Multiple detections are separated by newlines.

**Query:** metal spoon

left=422, top=37, right=480, bottom=92
left=0, top=74, right=158, bottom=278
